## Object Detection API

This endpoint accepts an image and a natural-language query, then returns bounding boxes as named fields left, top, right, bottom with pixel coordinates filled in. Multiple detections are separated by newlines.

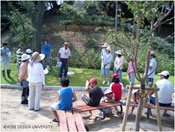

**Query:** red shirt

left=111, top=83, right=122, bottom=101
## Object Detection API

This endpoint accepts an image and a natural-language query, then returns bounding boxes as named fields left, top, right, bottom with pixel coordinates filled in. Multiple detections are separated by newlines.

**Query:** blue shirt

left=1, top=47, right=10, bottom=62
left=101, top=53, right=113, bottom=69
left=58, top=87, right=73, bottom=110
left=41, top=44, right=52, bottom=56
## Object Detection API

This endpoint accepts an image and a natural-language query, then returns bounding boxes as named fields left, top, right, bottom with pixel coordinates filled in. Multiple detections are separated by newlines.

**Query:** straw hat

left=102, top=42, right=109, bottom=48
left=31, top=52, right=45, bottom=63
left=21, top=54, right=30, bottom=61
left=115, top=50, right=122, bottom=55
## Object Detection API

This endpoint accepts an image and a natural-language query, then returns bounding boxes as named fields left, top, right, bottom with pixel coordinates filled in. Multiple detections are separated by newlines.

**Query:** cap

left=2, top=42, right=7, bottom=45
left=19, top=42, right=24, bottom=47
left=158, top=71, right=169, bottom=76
left=106, top=46, right=111, bottom=51
left=112, top=73, right=119, bottom=78
left=26, top=49, right=33, bottom=54
left=89, top=78, right=97, bottom=84
left=115, top=50, right=122, bottom=55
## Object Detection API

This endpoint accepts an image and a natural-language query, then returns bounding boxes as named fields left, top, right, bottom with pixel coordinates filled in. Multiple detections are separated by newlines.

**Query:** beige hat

left=106, top=46, right=111, bottom=51
left=102, top=42, right=109, bottom=48
left=31, top=52, right=45, bottom=63
left=64, top=42, right=70, bottom=46
left=115, top=50, right=122, bottom=55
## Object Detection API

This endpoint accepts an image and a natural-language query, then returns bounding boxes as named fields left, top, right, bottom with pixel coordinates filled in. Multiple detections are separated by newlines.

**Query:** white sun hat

left=115, top=50, right=122, bottom=55
left=102, top=42, right=109, bottom=48
left=158, top=71, right=169, bottom=76
left=106, top=46, right=111, bottom=51
left=21, top=54, right=30, bottom=61
left=26, top=49, right=33, bottom=54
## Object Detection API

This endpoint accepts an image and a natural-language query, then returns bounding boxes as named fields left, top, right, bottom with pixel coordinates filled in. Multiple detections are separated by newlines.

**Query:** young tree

left=107, top=1, right=173, bottom=131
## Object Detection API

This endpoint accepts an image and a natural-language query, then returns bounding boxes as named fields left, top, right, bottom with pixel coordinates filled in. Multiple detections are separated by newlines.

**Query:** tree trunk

left=34, top=2, right=45, bottom=52
left=135, top=82, right=145, bottom=131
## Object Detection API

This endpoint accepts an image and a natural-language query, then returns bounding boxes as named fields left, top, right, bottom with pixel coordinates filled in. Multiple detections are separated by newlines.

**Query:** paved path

left=1, top=88, right=174, bottom=131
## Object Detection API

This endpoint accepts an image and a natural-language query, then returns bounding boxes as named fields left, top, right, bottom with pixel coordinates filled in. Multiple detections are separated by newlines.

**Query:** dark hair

left=61, top=78, right=69, bottom=87
left=117, top=54, right=121, bottom=57
left=112, top=77, right=120, bottom=83
left=164, top=75, right=169, bottom=79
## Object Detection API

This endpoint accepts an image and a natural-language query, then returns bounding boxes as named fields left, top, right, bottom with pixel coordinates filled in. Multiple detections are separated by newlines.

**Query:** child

left=82, top=78, right=103, bottom=119
left=50, top=78, right=77, bottom=122
left=109, top=73, right=123, bottom=101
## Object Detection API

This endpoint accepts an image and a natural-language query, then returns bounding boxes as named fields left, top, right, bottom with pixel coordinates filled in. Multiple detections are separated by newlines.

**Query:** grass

left=1, top=63, right=174, bottom=87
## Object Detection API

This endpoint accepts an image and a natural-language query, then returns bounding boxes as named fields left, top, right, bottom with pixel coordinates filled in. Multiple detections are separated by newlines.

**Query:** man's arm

left=57, top=91, right=60, bottom=101
left=72, top=90, right=77, bottom=102
left=57, top=52, right=60, bottom=61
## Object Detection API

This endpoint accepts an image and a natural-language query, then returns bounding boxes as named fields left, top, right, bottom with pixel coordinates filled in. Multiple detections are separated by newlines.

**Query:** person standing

left=0, top=42, right=12, bottom=80
left=41, top=40, right=54, bottom=71
left=100, top=43, right=109, bottom=76
left=27, top=52, right=45, bottom=111
left=18, top=54, right=30, bottom=104
left=114, top=50, right=124, bottom=83
left=101, top=46, right=113, bottom=85
left=127, top=55, right=136, bottom=85
left=16, top=42, right=24, bottom=72
left=58, top=42, right=71, bottom=79
left=26, top=49, right=33, bottom=57
left=146, top=51, right=156, bottom=87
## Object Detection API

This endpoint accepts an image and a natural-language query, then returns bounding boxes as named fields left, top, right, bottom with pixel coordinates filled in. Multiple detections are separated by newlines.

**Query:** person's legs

left=64, top=59, right=68, bottom=78
left=7, top=62, right=12, bottom=78
left=28, top=83, right=35, bottom=110
left=159, top=103, right=171, bottom=117
left=47, top=56, right=54, bottom=71
left=106, top=69, right=110, bottom=85
left=130, top=75, right=135, bottom=85
left=50, top=103, right=59, bottom=122
left=35, top=82, right=42, bottom=111
left=59, top=59, right=64, bottom=78
left=43, top=57, right=47, bottom=70
left=118, top=69, right=123, bottom=83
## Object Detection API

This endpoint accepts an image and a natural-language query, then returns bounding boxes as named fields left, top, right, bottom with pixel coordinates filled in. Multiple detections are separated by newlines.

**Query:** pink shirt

left=127, top=61, right=136, bottom=75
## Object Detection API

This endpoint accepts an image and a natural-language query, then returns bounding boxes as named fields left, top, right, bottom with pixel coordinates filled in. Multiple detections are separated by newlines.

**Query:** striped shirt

left=16, top=48, right=24, bottom=65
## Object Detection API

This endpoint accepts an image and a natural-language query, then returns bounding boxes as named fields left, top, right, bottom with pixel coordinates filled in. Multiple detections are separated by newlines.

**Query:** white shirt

left=148, top=58, right=156, bottom=78
left=59, top=47, right=71, bottom=59
left=114, top=56, right=124, bottom=70
left=156, top=79, right=173, bottom=104
left=27, top=62, right=45, bottom=85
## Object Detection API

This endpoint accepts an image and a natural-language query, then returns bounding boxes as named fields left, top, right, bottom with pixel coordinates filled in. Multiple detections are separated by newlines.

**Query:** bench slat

left=66, top=110, right=77, bottom=132
left=72, top=102, right=122, bottom=112
left=73, top=111, right=86, bottom=132
left=59, top=110, right=68, bottom=132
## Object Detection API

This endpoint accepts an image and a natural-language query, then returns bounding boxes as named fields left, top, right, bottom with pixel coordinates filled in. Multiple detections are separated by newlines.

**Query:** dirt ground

left=1, top=88, right=174, bottom=131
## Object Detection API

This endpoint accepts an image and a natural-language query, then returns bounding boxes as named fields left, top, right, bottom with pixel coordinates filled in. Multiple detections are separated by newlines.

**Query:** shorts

left=101, top=68, right=110, bottom=77
left=50, top=103, right=59, bottom=111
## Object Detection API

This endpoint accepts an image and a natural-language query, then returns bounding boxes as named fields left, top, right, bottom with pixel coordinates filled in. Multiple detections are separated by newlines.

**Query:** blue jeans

left=114, top=69, right=122, bottom=83
left=129, top=74, right=135, bottom=85
left=59, top=58, right=68, bottom=78
left=146, top=78, right=154, bottom=87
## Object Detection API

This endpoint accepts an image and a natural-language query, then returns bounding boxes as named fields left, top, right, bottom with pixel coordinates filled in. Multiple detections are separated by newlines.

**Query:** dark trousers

left=21, top=80, right=29, bottom=101
left=59, top=58, right=68, bottom=78
left=43, top=56, right=53, bottom=71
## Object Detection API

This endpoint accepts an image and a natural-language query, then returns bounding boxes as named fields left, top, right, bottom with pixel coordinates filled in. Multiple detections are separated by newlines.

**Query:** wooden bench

left=129, top=102, right=174, bottom=118
left=72, top=101, right=123, bottom=120
left=58, top=110, right=86, bottom=132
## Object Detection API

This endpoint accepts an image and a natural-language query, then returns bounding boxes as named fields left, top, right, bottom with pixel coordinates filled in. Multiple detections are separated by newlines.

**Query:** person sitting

left=109, top=73, right=123, bottom=101
left=82, top=78, right=103, bottom=119
left=50, top=78, right=77, bottom=122
left=149, top=71, right=173, bottom=117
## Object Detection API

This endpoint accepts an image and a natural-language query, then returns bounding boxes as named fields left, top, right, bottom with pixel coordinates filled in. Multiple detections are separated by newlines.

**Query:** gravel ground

left=1, top=88, right=174, bottom=131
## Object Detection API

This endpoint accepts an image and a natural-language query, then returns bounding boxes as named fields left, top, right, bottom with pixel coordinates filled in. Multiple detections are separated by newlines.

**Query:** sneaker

left=102, top=81, right=106, bottom=84
left=107, top=81, right=110, bottom=85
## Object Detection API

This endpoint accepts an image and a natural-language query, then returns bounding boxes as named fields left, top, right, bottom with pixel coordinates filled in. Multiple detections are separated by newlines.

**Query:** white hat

left=115, top=50, right=122, bottom=55
left=104, top=88, right=112, bottom=95
left=21, top=54, right=30, bottom=61
left=158, top=71, right=169, bottom=76
left=26, top=49, right=33, bottom=54
left=106, top=46, right=111, bottom=51
left=150, top=51, right=155, bottom=56
left=102, top=42, right=109, bottom=48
